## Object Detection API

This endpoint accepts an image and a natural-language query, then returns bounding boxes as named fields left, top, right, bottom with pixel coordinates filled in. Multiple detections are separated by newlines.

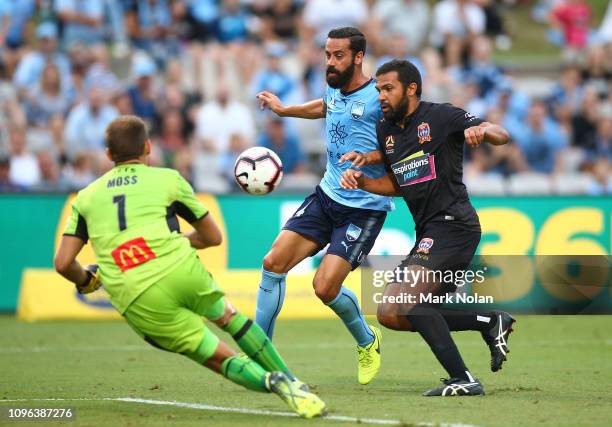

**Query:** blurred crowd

left=0, top=0, right=610, bottom=195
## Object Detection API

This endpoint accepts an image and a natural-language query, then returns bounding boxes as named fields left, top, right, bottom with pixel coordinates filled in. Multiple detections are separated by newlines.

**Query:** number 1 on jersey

left=113, top=194, right=127, bottom=231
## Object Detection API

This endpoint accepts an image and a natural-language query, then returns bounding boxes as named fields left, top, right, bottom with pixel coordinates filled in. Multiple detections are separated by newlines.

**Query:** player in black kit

left=340, top=59, right=515, bottom=396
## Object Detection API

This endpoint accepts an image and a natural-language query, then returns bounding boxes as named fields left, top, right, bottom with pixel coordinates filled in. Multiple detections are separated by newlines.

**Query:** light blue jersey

left=319, top=79, right=394, bottom=211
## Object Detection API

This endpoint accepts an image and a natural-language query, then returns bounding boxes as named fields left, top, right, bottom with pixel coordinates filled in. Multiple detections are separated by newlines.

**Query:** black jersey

left=376, top=101, right=483, bottom=232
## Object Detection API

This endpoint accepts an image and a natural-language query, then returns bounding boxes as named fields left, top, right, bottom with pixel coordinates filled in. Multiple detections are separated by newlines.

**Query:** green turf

left=1, top=315, right=611, bottom=427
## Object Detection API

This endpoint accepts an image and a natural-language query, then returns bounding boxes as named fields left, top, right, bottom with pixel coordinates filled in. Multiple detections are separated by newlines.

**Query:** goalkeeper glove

left=77, top=264, right=103, bottom=294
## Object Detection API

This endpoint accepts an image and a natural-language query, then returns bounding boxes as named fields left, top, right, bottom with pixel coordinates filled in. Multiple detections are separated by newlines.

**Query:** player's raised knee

left=376, top=312, right=399, bottom=330
left=376, top=311, right=414, bottom=331
left=262, top=250, right=289, bottom=274
left=312, top=276, right=337, bottom=303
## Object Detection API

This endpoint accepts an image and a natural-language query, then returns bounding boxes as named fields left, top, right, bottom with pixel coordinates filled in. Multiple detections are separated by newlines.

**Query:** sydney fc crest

left=346, top=223, right=362, bottom=242
left=350, top=101, right=365, bottom=119
left=417, top=122, right=431, bottom=144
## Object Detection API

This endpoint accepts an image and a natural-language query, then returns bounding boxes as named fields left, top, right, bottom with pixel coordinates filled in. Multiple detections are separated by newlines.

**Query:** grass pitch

left=1, top=315, right=611, bottom=427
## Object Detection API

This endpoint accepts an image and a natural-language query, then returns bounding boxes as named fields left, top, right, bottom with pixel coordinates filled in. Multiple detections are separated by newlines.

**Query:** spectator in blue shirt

left=216, top=0, right=257, bottom=85
left=584, top=116, right=611, bottom=195
left=217, top=0, right=249, bottom=43
left=589, top=116, right=612, bottom=161
left=83, top=44, right=121, bottom=96
left=582, top=115, right=611, bottom=177
left=185, top=0, right=220, bottom=42
left=13, top=23, right=72, bottom=97
left=127, top=56, right=158, bottom=123
left=55, top=0, right=105, bottom=47
left=0, top=0, right=11, bottom=47
left=126, top=0, right=176, bottom=65
left=2, top=0, right=35, bottom=49
left=25, top=63, right=71, bottom=128
left=258, top=117, right=305, bottom=174
left=547, top=66, right=585, bottom=117
left=251, top=43, right=297, bottom=107
left=513, top=99, right=568, bottom=174
left=454, top=36, right=505, bottom=98
left=487, top=79, right=531, bottom=124
left=64, top=86, right=118, bottom=159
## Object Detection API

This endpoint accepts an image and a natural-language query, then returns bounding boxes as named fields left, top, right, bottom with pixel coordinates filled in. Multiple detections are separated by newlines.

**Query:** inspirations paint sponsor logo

left=390, top=151, right=437, bottom=186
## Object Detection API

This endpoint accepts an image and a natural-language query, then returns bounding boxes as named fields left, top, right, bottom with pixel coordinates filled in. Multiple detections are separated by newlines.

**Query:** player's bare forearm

left=188, top=215, right=223, bottom=249
left=364, top=150, right=383, bottom=165
left=362, top=173, right=401, bottom=196
left=54, top=236, right=88, bottom=284
left=184, top=230, right=219, bottom=250
left=481, top=122, right=509, bottom=146
left=279, top=98, right=325, bottom=119
left=56, top=259, right=89, bottom=285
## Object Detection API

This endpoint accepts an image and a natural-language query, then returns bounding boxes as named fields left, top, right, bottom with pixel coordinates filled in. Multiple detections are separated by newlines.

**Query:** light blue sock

left=255, top=269, right=287, bottom=340
left=326, top=286, right=375, bottom=347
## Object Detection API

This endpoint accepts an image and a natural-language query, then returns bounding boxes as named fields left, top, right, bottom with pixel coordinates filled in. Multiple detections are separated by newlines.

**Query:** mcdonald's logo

left=111, top=237, right=156, bottom=272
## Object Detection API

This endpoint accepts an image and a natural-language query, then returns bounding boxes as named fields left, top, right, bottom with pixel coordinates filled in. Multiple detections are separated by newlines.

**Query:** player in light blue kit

left=255, top=27, right=394, bottom=386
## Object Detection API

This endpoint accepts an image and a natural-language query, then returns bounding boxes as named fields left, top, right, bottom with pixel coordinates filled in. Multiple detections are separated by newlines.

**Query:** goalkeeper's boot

left=481, top=311, right=515, bottom=372
left=357, top=325, right=381, bottom=385
left=423, top=377, right=485, bottom=397
left=267, top=372, right=326, bottom=418
left=292, top=377, right=309, bottom=392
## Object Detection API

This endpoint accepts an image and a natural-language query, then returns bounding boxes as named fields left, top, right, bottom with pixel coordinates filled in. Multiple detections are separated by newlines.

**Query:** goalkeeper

left=54, top=115, right=326, bottom=419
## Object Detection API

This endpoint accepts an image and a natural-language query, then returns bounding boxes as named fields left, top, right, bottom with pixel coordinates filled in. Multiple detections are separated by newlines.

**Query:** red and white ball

left=234, top=147, right=283, bottom=195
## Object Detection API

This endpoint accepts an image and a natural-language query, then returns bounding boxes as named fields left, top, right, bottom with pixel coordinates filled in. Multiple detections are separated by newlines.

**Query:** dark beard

left=383, top=94, right=409, bottom=124
left=326, top=61, right=355, bottom=89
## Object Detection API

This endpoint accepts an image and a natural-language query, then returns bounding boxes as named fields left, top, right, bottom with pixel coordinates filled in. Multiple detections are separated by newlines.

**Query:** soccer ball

left=234, top=147, right=283, bottom=195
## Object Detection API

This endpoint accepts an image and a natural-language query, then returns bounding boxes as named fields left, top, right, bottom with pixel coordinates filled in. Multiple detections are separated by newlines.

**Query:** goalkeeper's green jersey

left=63, top=163, right=208, bottom=313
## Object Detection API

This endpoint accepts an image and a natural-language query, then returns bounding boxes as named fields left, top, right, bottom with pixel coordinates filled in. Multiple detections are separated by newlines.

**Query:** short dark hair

left=376, top=59, right=422, bottom=98
left=327, top=27, right=366, bottom=57
left=105, top=115, right=148, bottom=163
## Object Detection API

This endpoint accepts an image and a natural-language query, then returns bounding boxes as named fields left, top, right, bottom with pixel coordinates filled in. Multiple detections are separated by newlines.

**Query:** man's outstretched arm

left=256, top=91, right=326, bottom=119
left=464, top=122, right=510, bottom=147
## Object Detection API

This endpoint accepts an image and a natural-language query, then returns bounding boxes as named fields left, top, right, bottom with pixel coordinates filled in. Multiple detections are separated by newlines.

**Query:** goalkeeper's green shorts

left=123, top=252, right=226, bottom=363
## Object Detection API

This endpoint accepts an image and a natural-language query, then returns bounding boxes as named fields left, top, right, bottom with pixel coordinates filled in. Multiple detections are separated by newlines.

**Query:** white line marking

left=0, top=397, right=480, bottom=427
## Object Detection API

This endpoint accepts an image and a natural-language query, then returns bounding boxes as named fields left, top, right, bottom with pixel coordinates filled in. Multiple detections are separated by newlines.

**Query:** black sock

left=437, top=308, right=493, bottom=332
left=408, top=305, right=471, bottom=381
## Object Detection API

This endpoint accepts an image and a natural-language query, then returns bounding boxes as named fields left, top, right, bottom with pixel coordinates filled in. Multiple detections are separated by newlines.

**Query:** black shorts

left=400, top=221, right=481, bottom=282
left=283, top=186, right=387, bottom=270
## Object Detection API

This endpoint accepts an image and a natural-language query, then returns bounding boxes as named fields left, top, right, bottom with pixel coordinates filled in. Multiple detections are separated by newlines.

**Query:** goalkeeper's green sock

left=223, top=313, right=296, bottom=380
left=220, top=355, right=269, bottom=392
